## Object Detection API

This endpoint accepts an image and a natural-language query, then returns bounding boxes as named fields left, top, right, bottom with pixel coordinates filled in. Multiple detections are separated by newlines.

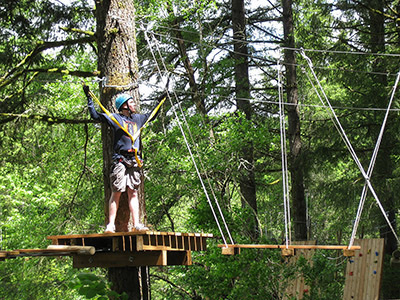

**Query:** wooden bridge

left=0, top=230, right=214, bottom=268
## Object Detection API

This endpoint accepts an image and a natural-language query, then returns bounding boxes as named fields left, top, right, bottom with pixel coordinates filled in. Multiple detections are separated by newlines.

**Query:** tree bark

left=281, top=0, right=307, bottom=241
left=232, top=0, right=258, bottom=238
left=95, top=0, right=150, bottom=298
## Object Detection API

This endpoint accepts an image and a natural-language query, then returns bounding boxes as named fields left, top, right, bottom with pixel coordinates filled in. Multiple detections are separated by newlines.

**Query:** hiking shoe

left=104, top=224, right=115, bottom=233
left=133, top=224, right=149, bottom=231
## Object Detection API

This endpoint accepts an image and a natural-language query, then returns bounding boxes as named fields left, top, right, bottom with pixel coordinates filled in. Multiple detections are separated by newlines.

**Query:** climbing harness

left=300, top=50, right=400, bottom=248
left=83, top=82, right=166, bottom=168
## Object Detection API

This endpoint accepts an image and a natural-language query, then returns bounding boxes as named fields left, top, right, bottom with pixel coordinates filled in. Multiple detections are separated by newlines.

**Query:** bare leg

left=127, top=188, right=139, bottom=227
left=105, top=191, right=121, bottom=232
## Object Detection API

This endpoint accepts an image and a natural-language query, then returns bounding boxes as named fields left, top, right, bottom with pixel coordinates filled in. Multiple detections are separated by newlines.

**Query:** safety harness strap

left=84, top=83, right=165, bottom=168
left=130, top=95, right=166, bottom=143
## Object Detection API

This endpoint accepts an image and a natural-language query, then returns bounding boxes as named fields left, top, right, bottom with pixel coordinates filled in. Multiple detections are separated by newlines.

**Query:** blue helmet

left=115, top=94, right=133, bottom=111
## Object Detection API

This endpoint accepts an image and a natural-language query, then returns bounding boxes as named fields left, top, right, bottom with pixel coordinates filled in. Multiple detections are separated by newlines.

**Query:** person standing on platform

left=83, top=85, right=165, bottom=233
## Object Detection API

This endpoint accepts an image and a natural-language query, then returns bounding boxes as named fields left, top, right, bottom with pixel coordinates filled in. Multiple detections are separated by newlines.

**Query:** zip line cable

left=8, top=76, right=400, bottom=128
left=141, top=23, right=234, bottom=246
left=138, top=21, right=400, bottom=60
left=138, top=29, right=396, bottom=78
left=144, top=25, right=234, bottom=246
left=135, top=79, right=400, bottom=113
left=147, top=33, right=235, bottom=246
left=300, top=50, right=400, bottom=247
left=34, top=75, right=400, bottom=114
left=137, top=21, right=400, bottom=78
left=282, top=46, right=400, bottom=57
left=277, top=58, right=292, bottom=248
left=348, top=68, right=400, bottom=249
left=301, top=50, right=400, bottom=247
left=148, top=28, right=235, bottom=246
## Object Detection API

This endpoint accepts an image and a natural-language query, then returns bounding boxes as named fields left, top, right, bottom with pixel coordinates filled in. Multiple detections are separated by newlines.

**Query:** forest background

left=0, top=0, right=400, bottom=299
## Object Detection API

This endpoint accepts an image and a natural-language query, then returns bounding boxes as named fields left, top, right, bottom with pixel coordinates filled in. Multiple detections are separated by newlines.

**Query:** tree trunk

left=95, top=0, right=150, bottom=298
left=281, top=0, right=307, bottom=241
left=168, top=7, right=216, bottom=144
left=172, top=18, right=206, bottom=116
left=232, top=0, right=258, bottom=239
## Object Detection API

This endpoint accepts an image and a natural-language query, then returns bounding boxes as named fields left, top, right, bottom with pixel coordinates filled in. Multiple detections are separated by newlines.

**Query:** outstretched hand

left=83, top=84, right=90, bottom=98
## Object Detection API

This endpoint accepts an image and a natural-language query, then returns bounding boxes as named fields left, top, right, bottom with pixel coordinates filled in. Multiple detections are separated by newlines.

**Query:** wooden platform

left=1, top=231, right=213, bottom=268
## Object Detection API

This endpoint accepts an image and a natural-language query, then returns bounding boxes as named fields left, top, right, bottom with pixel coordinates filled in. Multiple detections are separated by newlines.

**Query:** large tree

left=281, top=0, right=307, bottom=241
left=95, top=0, right=149, bottom=298
left=232, top=0, right=258, bottom=239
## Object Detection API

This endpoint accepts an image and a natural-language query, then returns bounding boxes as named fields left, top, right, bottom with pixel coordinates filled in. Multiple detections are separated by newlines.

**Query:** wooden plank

left=47, top=245, right=95, bottom=255
left=73, top=251, right=163, bottom=268
left=48, top=231, right=213, bottom=241
left=219, top=244, right=279, bottom=250
left=48, top=232, right=146, bottom=240
left=72, top=250, right=192, bottom=268
left=343, top=239, right=384, bottom=300
left=5, top=247, right=92, bottom=257
left=218, top=244, right=360, bottom=250
left=0, top=251, right=20, bottom=258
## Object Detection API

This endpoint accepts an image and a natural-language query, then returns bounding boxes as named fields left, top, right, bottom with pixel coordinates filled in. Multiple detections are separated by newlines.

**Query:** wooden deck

left=0, top=231, right=214, bottom=268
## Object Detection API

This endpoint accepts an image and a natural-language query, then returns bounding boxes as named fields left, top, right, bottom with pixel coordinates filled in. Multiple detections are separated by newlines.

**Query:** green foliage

left=151, top=243, right=299, bottom=300
left=381, top=255, right=400, bottom=299
left=68, top=272, right=128, bottom=300
left=298, top=252, right=345, bottom=300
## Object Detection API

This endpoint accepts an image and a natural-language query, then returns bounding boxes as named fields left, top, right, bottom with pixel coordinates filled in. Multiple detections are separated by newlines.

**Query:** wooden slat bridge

left=218, top=243, right=361, bottom=256
left=0, top=231, right=213, bottom=268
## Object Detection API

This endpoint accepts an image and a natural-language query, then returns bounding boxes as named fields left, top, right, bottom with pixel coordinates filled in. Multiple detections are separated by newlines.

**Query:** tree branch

left=26, top=68, right=100, bottom=78
left=0, top=112, right=96, bottom=125
left=150, top=274, right=200, bottom=300
left=0, top=36, right=97, bottom=88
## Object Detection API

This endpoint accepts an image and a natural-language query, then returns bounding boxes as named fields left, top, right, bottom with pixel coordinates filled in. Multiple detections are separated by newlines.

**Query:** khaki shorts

left=110, top=161, right=141, bottom=192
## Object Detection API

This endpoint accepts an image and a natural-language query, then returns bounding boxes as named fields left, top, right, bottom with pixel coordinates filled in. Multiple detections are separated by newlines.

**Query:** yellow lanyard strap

left=130, top=95, right=166, bottom=142
left=84, top=83, right=166, bottom=168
